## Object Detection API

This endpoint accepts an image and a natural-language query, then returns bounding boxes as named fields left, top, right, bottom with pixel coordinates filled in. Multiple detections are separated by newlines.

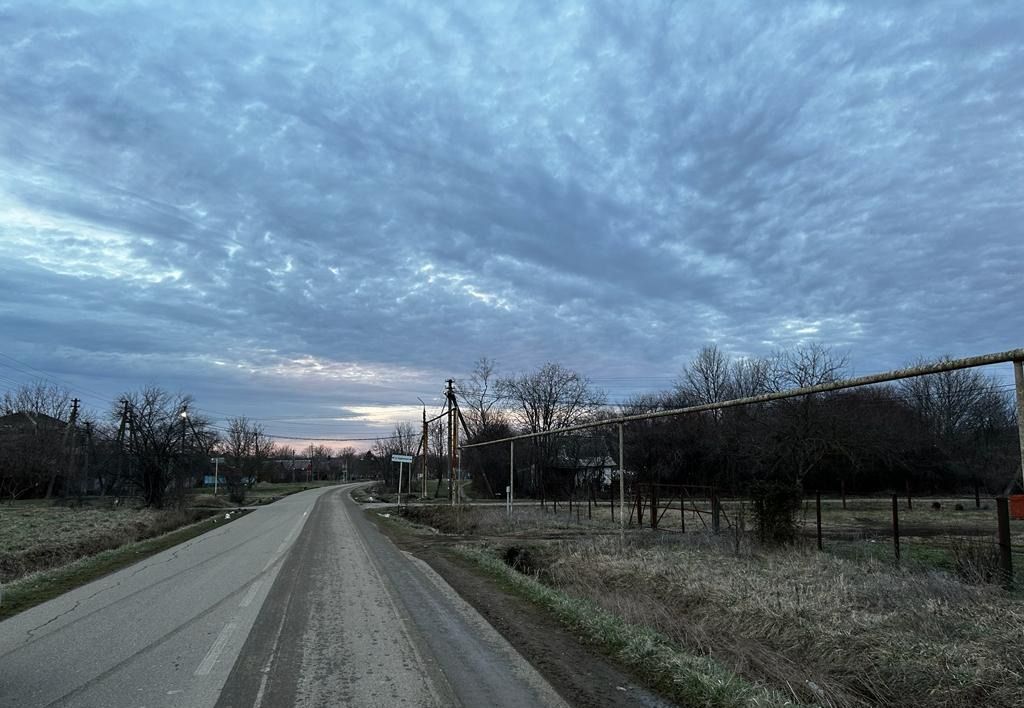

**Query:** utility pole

left=54, top=398, right=80, bottom=499
left=447, top=379, right=456, bottom=504
left=179, top=403, right=189, bottom=501
left=421, top=405, right=429, bottom=499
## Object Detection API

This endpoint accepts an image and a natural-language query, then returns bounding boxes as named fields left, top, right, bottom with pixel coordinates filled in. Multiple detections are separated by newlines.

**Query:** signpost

left=392, top=454, right=413, bottom=509
left=210, top=457, right=225, bottom=496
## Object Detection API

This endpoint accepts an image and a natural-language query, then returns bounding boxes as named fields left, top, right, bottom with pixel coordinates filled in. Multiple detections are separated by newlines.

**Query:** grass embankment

left=0, top=505, right=214, bottom=583
left=0, top=508, right=245, bottom=620
left=459, top=545, right=793, bottom=707
left=406, top=504, right=1024, bottom=708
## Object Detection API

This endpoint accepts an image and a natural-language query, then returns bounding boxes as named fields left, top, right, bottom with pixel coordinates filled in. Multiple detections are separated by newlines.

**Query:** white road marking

left=240, top=579, right=264, bottom=608
left=195, top=622, right=237, bottom=676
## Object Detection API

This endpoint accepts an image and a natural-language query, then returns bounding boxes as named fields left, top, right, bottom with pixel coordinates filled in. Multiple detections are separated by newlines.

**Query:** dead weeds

left=412, top=505, right=1024, bottom=707
left=0, top=505, right=209, bottom=583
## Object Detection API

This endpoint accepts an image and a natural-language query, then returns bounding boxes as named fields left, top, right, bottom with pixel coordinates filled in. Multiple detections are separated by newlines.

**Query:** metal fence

left=458, top=348, right=1024, bottom=587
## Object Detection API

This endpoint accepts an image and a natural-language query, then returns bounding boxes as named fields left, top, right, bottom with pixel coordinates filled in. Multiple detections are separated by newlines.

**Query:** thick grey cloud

left=1, top=1, right=1022, bottom=443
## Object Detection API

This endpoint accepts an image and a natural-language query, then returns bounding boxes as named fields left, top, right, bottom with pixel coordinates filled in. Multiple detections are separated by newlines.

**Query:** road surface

left=0, top=484, right=568, bottom=707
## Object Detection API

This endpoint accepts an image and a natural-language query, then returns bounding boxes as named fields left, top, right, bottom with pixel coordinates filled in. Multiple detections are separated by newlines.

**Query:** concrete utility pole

left=447, top=379, right=456, bottom=505
left=55, top=398, right=80, bottom=499
left=421, top=406, right=429, bottom=499
left=178, top=404, right=189, bottom=500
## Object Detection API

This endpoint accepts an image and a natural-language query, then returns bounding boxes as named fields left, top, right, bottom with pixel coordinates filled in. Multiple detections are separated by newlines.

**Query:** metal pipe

left=461, top=348, right=1024, bottom=449
left=618, top=423, right=625, bottom=542
left=1014, top=360, right=1024, bottom=490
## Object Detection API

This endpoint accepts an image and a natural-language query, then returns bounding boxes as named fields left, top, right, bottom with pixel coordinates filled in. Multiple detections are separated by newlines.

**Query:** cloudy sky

left=1, top=1, right=1021, bottom=447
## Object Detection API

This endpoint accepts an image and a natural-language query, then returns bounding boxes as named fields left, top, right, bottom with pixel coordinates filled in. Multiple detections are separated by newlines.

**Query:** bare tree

left=117, top=387, right=210, bottom=508
left=1, top=382, right=73, bottom=420
left=304, top=444, right=333, bottom=482
left=337, top=446, right=357, bottom=481
left=372, top=423, right=417, bottom=490
left=900, top=359, right=1016, bottom=492
left=498, top=362, right=605, bottom=497
left=457, top=357, right=508, bottom=439
left=677, top=345, right=731, bottom=405
left=221, top=416, right=268, bottom=503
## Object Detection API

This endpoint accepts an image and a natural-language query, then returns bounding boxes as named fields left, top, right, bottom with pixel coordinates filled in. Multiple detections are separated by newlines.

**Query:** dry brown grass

left=403, top=503, right=591, bottom=537
left=0, top=504, right=207, bottom=583
left=405, top=503, right=1024, bottom=707
left=535, top=533, right=1024, bottom=707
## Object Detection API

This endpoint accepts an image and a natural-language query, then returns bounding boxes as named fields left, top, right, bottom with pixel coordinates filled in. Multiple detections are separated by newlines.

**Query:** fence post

left=996, top=497, right=1013, bottom=590
left=681, top=494, right=685, bottom=533
left=712, top=489, right=721, bottom=534
left=841, top=479, right=846, bottom=510
left=891, top=494, right=900, bottom=563
left=816, top=491, right=823, bottom=551
left=905, top=480, right=912, bottom=511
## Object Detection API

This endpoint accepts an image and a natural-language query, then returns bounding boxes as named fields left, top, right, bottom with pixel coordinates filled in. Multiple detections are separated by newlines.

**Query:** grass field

left=0, top=503, right=214, bottom=584
left=397, top=501, right=1024, bottom=707
left=0, top=511, right=245, bottom=620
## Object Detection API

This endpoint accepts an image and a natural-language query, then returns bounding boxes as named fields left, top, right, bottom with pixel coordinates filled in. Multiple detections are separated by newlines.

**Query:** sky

left=0, top=1, right=1022, bottom=449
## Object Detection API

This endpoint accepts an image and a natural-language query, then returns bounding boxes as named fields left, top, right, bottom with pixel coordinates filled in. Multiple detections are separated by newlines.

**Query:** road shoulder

left=371, top=509, right=675, bottom=708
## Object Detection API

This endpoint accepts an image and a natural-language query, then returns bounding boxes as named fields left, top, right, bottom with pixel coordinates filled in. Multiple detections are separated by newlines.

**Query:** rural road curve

left=0, top=484, right=569, bottom=707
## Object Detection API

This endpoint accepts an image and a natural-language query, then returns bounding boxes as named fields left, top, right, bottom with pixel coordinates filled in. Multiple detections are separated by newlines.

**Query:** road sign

left=210, top=457, right=225, bottom=464
left=391, top=454, right=414, bottom=464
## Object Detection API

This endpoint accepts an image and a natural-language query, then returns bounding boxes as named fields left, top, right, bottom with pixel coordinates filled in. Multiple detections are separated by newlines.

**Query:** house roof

left=0, top=411, right=67, bottom=431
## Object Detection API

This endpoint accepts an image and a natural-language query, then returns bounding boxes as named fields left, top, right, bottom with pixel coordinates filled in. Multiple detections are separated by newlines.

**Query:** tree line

left=0, top=384, right=356, bottom=507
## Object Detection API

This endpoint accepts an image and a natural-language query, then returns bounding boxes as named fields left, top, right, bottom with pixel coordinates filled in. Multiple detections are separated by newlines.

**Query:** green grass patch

left=456, top=545, right=798, bottom=708
left=0, top=510, right=246, bottom=621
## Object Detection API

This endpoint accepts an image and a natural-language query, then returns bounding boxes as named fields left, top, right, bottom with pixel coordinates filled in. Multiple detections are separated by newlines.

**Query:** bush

left=749, top=479, right=802, bottom=545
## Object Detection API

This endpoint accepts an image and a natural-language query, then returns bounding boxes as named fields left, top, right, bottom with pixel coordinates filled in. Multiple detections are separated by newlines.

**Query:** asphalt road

left=0, top=485, right=568, bottom=707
